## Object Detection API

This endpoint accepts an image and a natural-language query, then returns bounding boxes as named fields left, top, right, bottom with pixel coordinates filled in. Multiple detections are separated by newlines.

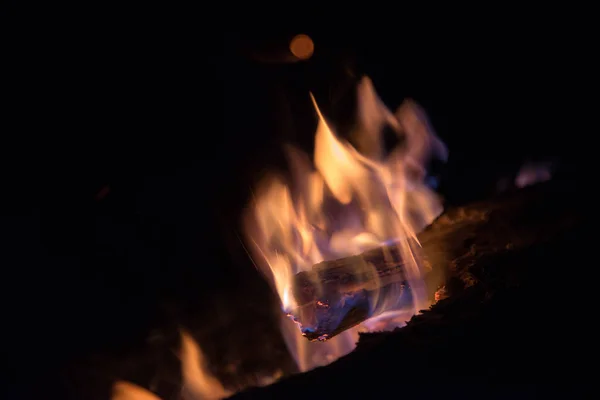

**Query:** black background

left=1, top=9, right=593, bottom=398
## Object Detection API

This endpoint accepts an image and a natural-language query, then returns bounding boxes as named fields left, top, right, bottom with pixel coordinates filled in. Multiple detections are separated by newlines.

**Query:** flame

left=112, top=381, right=161, bottom=400
left=112, top=331, right=230, bottom=400
left=289, top=34, right=314, bottom=60
left=180, top=331, right=231, bottom=400
left=244, top=76, right=447, bottom=371
left=515, top=161, right=552, bottom=188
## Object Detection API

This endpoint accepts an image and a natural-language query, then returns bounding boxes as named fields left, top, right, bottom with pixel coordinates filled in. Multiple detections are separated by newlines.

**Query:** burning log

left=290, top=242, right=418, bottom=341
left=288, top=177, right=582, bottom=341
left=231, top=176, right=589, bottom=399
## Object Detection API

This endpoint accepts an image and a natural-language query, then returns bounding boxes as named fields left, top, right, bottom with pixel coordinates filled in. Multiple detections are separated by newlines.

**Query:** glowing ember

left=434, top=286, right=448, bottom=301
left=244, top=76, right=447, bottom=372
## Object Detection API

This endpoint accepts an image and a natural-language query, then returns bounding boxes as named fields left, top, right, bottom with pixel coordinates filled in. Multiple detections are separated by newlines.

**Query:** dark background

left=1, top=12, right=592, bottom=399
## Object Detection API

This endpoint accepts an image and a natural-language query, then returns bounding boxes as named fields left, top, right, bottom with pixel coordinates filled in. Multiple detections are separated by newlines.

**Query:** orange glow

left=112, top=332, right=230, bottom=400
left=112, top=382, right=161, bottom=400
left=180, top=331, right=231, bottom=400
left=244, top=76, right=447, bottom=372
left=289, top=34, right=314, bottom=60
left=112, top=77, right=448, bottom=399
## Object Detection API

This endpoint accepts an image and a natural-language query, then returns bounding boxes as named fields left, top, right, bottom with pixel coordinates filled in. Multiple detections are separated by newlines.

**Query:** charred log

left=288, top=176, right=580, bottom=341
left=290, top=241, right=416, bottom=341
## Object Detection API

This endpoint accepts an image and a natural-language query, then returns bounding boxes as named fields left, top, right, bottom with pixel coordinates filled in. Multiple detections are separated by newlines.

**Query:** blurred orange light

left=289, top=34, right=314, bottom=60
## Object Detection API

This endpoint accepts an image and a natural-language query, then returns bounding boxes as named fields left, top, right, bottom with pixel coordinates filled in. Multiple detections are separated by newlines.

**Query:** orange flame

left=112, top=381, right=161, bottom=400
left=180, top=331, right=232, bottom=400
left=244, top=76, right=447, bottom=371
left=112, top=331, right=230, bottom=400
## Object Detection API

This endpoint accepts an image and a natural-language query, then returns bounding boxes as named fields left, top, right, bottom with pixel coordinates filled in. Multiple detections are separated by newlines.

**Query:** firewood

left=288, top=179, right=582, bottom=341
left=290, top=242, right=417, bottom=341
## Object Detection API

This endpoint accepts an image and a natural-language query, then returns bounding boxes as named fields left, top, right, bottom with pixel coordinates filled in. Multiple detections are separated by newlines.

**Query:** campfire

left=111, top=75, right=585, bottom=400
left=8, top=16, right=590, bottom=400
left=113, top=76, right=448, bottom=398
left=244, top=76, right=447, bottom=370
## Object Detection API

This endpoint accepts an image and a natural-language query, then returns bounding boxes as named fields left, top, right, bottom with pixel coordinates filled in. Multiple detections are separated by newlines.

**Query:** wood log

left=287, top=177, right=584, bottom=342
left=290, top=241, right=416, bottom=341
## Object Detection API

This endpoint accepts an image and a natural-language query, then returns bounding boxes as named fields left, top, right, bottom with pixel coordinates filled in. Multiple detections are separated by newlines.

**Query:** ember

left=244, top=76, right=447, bottom=371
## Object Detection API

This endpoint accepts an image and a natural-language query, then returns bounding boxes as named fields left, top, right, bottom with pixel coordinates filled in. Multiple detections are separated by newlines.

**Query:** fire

left=112, top=331, right=230, bottom=400
left=244, top=76, right=447, bottom=371
left=515, top=161, right=552, bottom=188
left=180, top=331, right=231, bottom=400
